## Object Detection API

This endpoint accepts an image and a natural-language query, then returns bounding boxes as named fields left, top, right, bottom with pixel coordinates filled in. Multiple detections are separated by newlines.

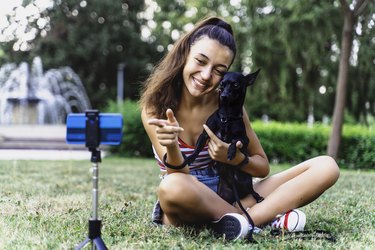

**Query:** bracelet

left=234, top=154, right=249, bottom=169
left=162, top=153, right=187, bottom=170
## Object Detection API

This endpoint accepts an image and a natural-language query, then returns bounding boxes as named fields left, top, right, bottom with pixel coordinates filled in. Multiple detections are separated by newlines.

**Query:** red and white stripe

left=153, top=137, right=213, bottom=172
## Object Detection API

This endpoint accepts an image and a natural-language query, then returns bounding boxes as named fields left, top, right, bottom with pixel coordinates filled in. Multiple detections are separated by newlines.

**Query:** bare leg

left=158, top=172, right=239, bottom=225
left=240, top=155, right=340, bottom=226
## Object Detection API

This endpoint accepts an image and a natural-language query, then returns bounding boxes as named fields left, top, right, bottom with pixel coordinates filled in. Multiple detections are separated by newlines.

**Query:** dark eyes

left=218, top=81, right=240, bottom=89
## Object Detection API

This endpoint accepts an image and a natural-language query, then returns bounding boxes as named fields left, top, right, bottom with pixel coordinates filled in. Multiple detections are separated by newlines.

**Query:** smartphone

left=66, top=112, right=123, bottom=145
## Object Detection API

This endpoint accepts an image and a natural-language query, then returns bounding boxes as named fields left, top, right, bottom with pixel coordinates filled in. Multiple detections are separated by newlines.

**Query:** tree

left=0, top=0, right=160, bottom=108
left=242, top=0, right=343, bottom=121
left=346, top=1, right=375, bottom=124
left=327, top=0, right=369, bottom=159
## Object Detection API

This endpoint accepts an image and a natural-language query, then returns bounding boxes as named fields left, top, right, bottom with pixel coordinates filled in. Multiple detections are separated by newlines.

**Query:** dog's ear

left=245, top=68, right=261, bottom=86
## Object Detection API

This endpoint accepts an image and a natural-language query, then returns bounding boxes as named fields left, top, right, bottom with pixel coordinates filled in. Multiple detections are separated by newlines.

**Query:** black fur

left=186, top=69, right=260, bottom=163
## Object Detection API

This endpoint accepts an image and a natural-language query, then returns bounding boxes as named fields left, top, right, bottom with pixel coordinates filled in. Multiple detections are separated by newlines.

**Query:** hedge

left=105, top=100, right=374, bottom=169
left=252, top=121, right=375, bottom=169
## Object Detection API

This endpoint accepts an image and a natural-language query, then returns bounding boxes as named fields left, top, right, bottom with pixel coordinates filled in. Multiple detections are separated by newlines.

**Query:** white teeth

left=193, top=77, right=205, bottom=88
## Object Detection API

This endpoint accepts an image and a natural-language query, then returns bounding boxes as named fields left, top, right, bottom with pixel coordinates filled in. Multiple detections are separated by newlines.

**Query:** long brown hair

left=139, top=16, right=236, bottom=119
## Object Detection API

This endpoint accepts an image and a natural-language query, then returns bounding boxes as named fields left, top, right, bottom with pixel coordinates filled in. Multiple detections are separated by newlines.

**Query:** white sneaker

left=270, top=209, right=306, bottom=232
left=211, top=213, right=249, bottom=240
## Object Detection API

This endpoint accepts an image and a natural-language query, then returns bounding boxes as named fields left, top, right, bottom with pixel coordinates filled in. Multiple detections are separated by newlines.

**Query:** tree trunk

left=327, top=3, right=354, bottom=158
left=327, top=0, right=367, bottom=158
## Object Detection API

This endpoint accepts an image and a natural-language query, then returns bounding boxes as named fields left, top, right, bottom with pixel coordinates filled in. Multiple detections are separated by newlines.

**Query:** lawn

left=0, top=157, right=374, bottom=249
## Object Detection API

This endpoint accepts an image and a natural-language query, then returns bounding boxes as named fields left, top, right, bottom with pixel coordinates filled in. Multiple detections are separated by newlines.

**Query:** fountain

left=0, top=57, right=91, bottom=124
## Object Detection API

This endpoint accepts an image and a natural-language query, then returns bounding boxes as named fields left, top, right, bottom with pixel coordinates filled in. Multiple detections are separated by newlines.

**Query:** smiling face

left=182, top=36, right=234, bottom=97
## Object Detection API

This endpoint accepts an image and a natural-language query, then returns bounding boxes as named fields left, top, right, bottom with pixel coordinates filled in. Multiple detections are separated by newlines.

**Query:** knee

left=316, top=155, right=340, bottom=185
left=158, top=173, right=193, bottom=208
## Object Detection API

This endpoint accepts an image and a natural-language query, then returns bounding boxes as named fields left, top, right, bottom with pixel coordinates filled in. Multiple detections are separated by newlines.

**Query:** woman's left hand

left=203, top=124, right=244, bottom=164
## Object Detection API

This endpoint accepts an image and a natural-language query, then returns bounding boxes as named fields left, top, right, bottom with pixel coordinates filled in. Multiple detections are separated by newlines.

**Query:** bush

left=252, top=121, right=375, bottom=169
left=252, top=122, right=329, bottom=164
left=340, top=125, right=375, bottom=169
left=104, top=99, right=153, bottom=157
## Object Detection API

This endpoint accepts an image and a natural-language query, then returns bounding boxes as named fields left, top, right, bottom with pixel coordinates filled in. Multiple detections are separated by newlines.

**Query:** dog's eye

left=233, top=82, right=240, bottom=88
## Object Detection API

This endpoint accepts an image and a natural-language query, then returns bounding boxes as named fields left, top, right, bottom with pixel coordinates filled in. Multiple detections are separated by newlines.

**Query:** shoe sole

left=211, top=213, right=249, bottom=240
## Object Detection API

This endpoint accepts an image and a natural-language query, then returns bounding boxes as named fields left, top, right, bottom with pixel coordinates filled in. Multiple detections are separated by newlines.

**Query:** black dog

left=186, top=69, right=263, bottom=239
left=186, top=69, right=260, bottom=164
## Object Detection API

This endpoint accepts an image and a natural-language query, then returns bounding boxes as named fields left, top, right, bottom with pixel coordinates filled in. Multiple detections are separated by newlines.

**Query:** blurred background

left=0, top=0, right=374, bottom=167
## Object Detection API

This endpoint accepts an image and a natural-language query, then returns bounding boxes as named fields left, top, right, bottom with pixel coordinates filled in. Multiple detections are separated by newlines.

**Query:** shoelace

left=272, top=214, right=289, bottom=230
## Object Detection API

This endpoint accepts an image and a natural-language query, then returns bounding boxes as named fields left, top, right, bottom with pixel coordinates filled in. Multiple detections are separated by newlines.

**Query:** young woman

left=140, top=16, right=340, bottom=240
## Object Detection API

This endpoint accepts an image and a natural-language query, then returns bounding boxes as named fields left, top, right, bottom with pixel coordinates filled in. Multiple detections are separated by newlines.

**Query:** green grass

left=0, top=157, right=374, bottom=249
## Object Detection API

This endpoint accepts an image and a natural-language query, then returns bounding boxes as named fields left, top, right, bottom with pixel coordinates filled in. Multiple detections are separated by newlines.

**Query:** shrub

left=252, top=121, right=375, bottom=169
left=104, top=99, right=153, bottom=157
left=340, top=125, right=375, bottom=169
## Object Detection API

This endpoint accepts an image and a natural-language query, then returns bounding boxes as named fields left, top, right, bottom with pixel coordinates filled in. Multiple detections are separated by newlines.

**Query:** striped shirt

left=153, top=137, right=213, bottom=172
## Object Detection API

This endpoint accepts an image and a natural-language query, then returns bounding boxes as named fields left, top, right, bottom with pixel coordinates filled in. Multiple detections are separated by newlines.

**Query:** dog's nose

left=220, top=94, right=229, bottom=102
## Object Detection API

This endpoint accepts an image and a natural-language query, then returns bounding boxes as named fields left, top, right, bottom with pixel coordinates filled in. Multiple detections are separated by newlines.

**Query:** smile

left=192, top=77, right=207, bottom=91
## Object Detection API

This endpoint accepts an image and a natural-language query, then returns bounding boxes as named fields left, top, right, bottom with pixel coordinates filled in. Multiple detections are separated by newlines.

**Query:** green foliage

left=252, top=121, right=329, bottom=163
left=340, top=125, right=375, bottom=169
left=0, top=0, right=160, bottom=109
left=104, top=99, right=153, bottom=157
left=252, top=121, right=375, bottom=169
left=243, top=0, right=342, bottom=122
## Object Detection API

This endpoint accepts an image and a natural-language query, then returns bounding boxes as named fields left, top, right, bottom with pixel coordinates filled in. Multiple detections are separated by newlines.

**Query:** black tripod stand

left=75, top=111, right=108, bottom=250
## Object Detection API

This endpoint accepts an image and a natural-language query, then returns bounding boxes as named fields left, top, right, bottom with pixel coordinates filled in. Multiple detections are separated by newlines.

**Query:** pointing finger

left=147, top=118, right=167, bottom=127
left=203, top=124, right=219, bottom=142
left=148, top=119, right=184, bottom=133
left=157, top=125, right=184, bottom=133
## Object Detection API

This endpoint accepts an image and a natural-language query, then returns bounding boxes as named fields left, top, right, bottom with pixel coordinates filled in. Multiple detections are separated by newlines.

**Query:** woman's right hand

left=147, top=109, right=184, bottom=148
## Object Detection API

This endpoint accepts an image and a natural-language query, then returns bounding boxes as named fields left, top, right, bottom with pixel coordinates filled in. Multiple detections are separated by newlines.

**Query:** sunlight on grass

left=0, top=158, right=374, bottom=249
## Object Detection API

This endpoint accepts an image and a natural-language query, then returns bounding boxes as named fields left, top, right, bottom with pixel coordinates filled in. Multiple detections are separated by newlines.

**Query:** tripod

left=75, top=110, right=108, bottom=250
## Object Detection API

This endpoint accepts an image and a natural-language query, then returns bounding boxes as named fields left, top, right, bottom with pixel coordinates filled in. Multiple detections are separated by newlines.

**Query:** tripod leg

left=93, top=237, right=108, bottom=250
left=75, top=237, right=91, bottom=250
left=75, top=149, right=108, bottom=250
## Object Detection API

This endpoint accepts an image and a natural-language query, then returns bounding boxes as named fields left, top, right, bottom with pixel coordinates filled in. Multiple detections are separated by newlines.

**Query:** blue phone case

left=66, top=113, right=123, bottom=145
